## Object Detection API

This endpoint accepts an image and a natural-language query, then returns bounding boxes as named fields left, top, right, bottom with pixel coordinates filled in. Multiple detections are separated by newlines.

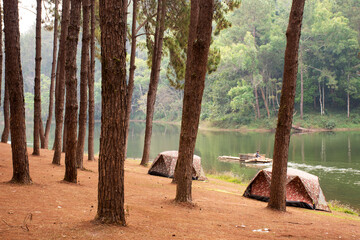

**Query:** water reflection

left=348, top=136, right=351, bottom=162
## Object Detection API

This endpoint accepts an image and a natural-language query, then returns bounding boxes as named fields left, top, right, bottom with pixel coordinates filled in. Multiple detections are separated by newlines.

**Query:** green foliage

left=16, top=0, right=360, bottom=127
left=328, top=200, right=360, bottom=216
left=213, top=0, right=241, bottom=35
left=202, top=0, right=360, bottom=127
left=324, top=119, right=336, bottom=130
left=228, top=81, right=254, bottom=114
left=207, top=172, right=245, bottom=185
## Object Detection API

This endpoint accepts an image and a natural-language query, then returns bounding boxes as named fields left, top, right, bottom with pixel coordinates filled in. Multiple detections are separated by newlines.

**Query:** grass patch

left=328, top=200, right=360, bottom=216
left=207, top=172, right=247, bottom=185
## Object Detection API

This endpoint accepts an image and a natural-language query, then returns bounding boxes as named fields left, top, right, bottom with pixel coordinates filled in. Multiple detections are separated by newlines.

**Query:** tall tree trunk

left=318, top=81, right=323, bottom=115
left=275, top=83, right=279, bottom=107
left=174, top=0, right=214, bottom=203
left=347, top=136, right=351, bottom=162
left=3, top=0, right=32, bottom=184
left=88, top=0, right=96, bottom=161
left=76, top=0, right=91, bottom=169
left=347, top=73, right=350, bottom=118
left=253, top=103, right=257, bottom=119
left=64, top=0, right=81, bottom=183
left=260, top=86, right=270, bottom=118
left=1, top=76, right=10, bottom=143
left=124, top=0, right=138, bottom=157
left=271, top=87, right=276, bottom=113
left=39, top=118, right=45, bottom=148
left=267, top=0, right=305, bottom=212
left=62, top=120, right=67, bottom=152
left=96, top=0, right=127, bottom=225
left=0, top=3, right=2, bottom=107
left=140, top=0, right=167, bottom=166
left=322, top=82, right=325, bottom=115
left=44, top=0, right=59, bottom=149
left=33, top=0, right=42, bottom=156
left=254, top=85, right=261, bottom=118
left=300, top=49, right=304, bottom=119
left=52, top=0, right=70, bottom=165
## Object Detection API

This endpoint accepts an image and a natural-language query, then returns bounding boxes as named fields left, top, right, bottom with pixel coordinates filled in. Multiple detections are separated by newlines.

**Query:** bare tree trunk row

left=87, top=0, right=96, bottom=161
left=124, top=0, right=138, bottom=157
left=3, top=0, right=32, bottom=184
left=64, top=0, right=82, bottom=183
left=44, top=0, right=59, bottom=149
left=140, top=0, right=167, bottom=166
left=76, top=0, right=91, bottom=169
left=52, top=0, right=71, bottom=165
left=33, top=0, right=42, bottom=156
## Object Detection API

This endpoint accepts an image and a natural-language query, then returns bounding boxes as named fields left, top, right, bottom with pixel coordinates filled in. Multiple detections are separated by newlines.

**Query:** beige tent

left=148, top=151, right=207, bottom=181
left=243, top=167, right=330, bottom=211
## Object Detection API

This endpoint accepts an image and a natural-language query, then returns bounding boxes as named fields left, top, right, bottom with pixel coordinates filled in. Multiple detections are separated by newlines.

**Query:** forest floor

left=0, top=143, right=359, bottom=240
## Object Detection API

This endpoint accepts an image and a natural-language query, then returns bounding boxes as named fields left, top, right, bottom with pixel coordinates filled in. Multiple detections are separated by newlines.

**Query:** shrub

left=324, top=120, right=336, bottom=130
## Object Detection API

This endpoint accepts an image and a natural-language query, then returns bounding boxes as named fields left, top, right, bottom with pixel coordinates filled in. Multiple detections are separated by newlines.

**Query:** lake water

left=7, top=121, right=360, bottom=210
left=125, top=122, right=360, bottom=210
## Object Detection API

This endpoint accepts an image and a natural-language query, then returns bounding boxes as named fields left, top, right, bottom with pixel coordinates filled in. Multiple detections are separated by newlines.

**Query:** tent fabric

left=243, top=167, right=330, bottom=212
left=148, top=151, right=207, bottom=181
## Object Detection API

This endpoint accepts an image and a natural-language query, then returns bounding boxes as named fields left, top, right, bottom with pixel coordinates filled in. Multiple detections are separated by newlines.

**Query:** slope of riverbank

left=0, top=143, right=359, bottom=239
left=130, top=116, right=360, bottom=133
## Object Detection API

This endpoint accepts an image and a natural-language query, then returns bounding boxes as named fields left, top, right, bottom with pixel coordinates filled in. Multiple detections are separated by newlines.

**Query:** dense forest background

left=4, top=0, right=359, bottom=129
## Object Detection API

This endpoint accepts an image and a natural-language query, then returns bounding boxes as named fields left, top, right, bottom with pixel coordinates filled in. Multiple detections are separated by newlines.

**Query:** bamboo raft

left=218, top=153, right=273, bottom=164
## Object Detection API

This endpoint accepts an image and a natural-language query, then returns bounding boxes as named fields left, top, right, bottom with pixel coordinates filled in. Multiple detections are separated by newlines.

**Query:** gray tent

left=148, top=151, right=207, bottom=181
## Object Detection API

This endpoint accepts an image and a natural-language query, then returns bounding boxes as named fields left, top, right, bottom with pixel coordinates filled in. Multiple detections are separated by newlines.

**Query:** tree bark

left=251, top=74, right=261, bottom=119
left=33, top=0, right=42, bottom=156
left=62, top=120, right=67, bottom=152
left=267, top=0, right=305, bottom=212
left=44, top=0, right=59, bottom=149
left=1, top=79, right=10, bottom=143
left=87, top=0, right=96, bottom=161
left=96, top=0, right=127, bottom=225
left=39, top=118, right=45, bottom=147
left=64, top=0, right=81, bottom=183
left=300, top=49, right=304, bottom=119
left=76, top=0, right=91, bottom=169
left=140, top=0, right=167, bottom=166
left=124, top=0, right=138, bottom=157
left=0, top=3, right=2, bottom=107
left=174, top=0, right=214, bottom=203
left=52, top=0, right=70, bottom=165
left=260, top=86, right=270, bottom=118
left=318, top=81, right=323, bottom=115
left=347, top=73, right=350, bottom=118
left=3, top=0, right=32, bottom=184
left=322, top=81, right=325, bottom=115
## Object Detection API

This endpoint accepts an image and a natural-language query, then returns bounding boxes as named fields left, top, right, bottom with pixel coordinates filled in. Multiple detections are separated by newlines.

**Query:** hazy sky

left=19, top=1, right=38, bottom=34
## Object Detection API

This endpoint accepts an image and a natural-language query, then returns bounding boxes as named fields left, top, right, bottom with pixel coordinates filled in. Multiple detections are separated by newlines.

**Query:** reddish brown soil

left=0, top=142, right=359, bottom=240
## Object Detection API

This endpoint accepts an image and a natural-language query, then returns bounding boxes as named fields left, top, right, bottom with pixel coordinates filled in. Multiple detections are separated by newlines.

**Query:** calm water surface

left=126, top=122, right=360, bottom=210
left=16, top=121, right=360, bottom=210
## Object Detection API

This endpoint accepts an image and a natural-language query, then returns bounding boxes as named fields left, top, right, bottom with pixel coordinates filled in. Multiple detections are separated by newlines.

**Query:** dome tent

left=148, top=151, right=207, bottom=181
left=243, top=167, right=330, bottom=211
